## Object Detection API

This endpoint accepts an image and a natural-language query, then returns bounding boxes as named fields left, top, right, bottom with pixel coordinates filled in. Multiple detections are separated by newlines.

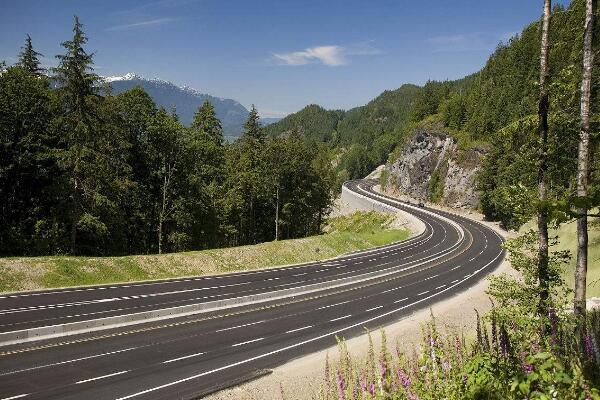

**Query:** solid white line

left=162, top=352, right=205, bottom=364
left=231, top=337, right=264, bottom=347
left=330, top=314, right=352, bottom=322
left=286, top=325, right=312, bottom=334
left=0, top=395, right=29, bottom=400
left=76, top=370, right=129, bottom=384
left=365, top=305, right=383, bottom=312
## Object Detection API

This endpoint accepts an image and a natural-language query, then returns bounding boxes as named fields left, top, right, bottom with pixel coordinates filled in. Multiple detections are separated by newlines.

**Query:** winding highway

left=0, top=179, right=505, bottom=400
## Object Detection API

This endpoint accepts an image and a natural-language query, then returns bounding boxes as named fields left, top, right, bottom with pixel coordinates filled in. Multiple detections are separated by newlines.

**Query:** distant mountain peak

left=104, top=72, right=139, bottom=82
left=105, top=72, right=249, bottom=140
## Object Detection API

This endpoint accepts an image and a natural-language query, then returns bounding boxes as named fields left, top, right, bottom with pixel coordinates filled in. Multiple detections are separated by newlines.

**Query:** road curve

left=0, top=179, right=505, bottom=400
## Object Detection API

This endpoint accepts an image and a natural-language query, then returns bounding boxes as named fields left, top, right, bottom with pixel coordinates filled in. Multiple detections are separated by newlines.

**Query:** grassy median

left=0, top=211, right=410, bottom=293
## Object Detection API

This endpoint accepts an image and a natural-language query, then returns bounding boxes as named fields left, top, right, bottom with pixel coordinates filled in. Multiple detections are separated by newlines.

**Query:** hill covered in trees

left=0, top=19, right=334, bottom=257
left=266, top=0, right=600, bottom=229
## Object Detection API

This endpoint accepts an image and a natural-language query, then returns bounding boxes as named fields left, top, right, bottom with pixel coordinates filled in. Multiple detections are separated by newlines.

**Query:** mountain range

left=106, top=73, right=280, bottom=140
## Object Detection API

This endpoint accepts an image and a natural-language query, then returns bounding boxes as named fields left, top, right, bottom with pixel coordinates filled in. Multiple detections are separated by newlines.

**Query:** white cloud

left=273, top=45, right=347, bottom=66
left=425, top=32, right=512, bottom=53
left=106, top=18, right=175, bottom=32
left=272, top=42, right=380, bottom=67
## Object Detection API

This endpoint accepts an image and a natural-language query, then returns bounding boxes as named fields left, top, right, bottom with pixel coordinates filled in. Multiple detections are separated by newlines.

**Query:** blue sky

left=1, top=0, right=570, bottom=117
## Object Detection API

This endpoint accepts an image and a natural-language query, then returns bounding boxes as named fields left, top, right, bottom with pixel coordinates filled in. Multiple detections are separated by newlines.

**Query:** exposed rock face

left=385, top=128, right=485, bottom=209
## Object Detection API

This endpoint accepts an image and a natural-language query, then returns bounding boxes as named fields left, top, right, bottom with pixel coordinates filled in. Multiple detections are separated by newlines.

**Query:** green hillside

left=264, top=104, right=344, bottom=142
left=267, top=0, right=600, bottom=231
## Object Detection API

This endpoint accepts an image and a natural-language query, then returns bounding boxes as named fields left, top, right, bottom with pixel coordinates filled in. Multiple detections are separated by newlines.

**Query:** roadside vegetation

left=520, top=216, right=600, bottom=298
left=319, top=231, right=600, bottom=400
left=0, top=211, right=409, bottom=293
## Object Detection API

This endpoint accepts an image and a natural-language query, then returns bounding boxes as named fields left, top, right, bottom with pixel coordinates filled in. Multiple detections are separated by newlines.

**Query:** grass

left=520, top=216, right=600, bottom=298
left=0, top=211, right=410, bottom=294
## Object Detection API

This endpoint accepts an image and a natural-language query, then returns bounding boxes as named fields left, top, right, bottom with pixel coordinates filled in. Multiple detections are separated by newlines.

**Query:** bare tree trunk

left=574, top=0, right=596, bottom=318
left=158, top=173, right=168, bottom=254
left=158, top=214, right=163, bottom=255
left=275, top=186, right=279, bottom=241
left=537, top=0, right=551, bottom=316
left=158, top=165, right=173, bottom=255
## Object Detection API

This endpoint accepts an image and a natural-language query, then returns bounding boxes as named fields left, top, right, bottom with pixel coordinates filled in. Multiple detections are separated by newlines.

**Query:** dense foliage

left=265, top=85, right=422, bottom=182
left=0, top=19, right=335, bottom=256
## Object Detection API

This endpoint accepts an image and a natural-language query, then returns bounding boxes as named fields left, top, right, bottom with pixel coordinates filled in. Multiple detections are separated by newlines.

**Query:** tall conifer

left=18, top=35, right=44, bottom=74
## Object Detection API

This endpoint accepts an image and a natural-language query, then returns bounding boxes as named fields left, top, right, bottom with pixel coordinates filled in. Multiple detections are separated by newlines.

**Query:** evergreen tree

left=192, top=100, right=224, bottom=146
left=52, top=16, right=128, bottom=254
left=242, top=105, right=265, bottom=142
left=18, top=35, right=44, bottom=75
left=114, top=87, right=158, bottom=254
left=0, top=66, right=55, bottom=255
left=53, top=16, right=99, bottom=113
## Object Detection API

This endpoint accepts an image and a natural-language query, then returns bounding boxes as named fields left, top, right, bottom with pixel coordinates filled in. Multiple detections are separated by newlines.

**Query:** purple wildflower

left=584, top=334, right=594, bottom=360
left=523, top=364, right=534, bottom=374
left=397, top=368, right=412, bottom=389
left=379, top=359, right=387, bottom=379
left=408, top=392, right=419, bottom=400
left=336, top=369, right=346, bottom=400
left=442, top=360, right=451, bottom=373
left=491, top=313, right=498, bottom=352
left=359, top=370, right=367, bottom=392
left=499, top=324, right=511, bottom=358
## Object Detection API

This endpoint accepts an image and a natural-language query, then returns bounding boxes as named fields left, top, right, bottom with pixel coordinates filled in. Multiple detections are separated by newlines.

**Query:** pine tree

left=53, top=16, right=99, bottom=117
left=242, top=105, right=265, bottom=142
left=192, top=100, right=224, bottom=145
left=18, top=35, right=44, bottom=74
left=52, top=16, right=125, bottom=254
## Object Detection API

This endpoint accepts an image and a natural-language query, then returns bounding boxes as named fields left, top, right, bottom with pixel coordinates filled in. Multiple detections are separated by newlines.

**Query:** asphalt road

left=0, top=179, right=505, bottom=400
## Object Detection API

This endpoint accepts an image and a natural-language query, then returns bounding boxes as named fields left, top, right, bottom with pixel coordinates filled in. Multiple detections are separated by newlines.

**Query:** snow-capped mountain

left=105, top=73, right=249, bottom=139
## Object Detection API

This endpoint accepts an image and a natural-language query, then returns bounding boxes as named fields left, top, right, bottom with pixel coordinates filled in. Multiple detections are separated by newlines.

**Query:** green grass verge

left=0, top=211, right=410, bottom=293
left=520, top=216, right=600, bottom=298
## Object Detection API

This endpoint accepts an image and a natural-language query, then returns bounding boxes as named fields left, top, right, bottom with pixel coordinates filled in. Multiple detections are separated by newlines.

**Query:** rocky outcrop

left=384, top=128, right=485, bottom=209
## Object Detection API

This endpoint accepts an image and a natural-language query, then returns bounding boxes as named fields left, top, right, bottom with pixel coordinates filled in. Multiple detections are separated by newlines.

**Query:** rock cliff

left=383, top=127, right=485, bottom=209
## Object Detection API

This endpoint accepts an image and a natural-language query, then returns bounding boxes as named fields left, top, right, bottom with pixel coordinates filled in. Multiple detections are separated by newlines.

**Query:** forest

left=0, top=18, right=335, bottom=257
left=266, top=0, right=600, bottom=231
